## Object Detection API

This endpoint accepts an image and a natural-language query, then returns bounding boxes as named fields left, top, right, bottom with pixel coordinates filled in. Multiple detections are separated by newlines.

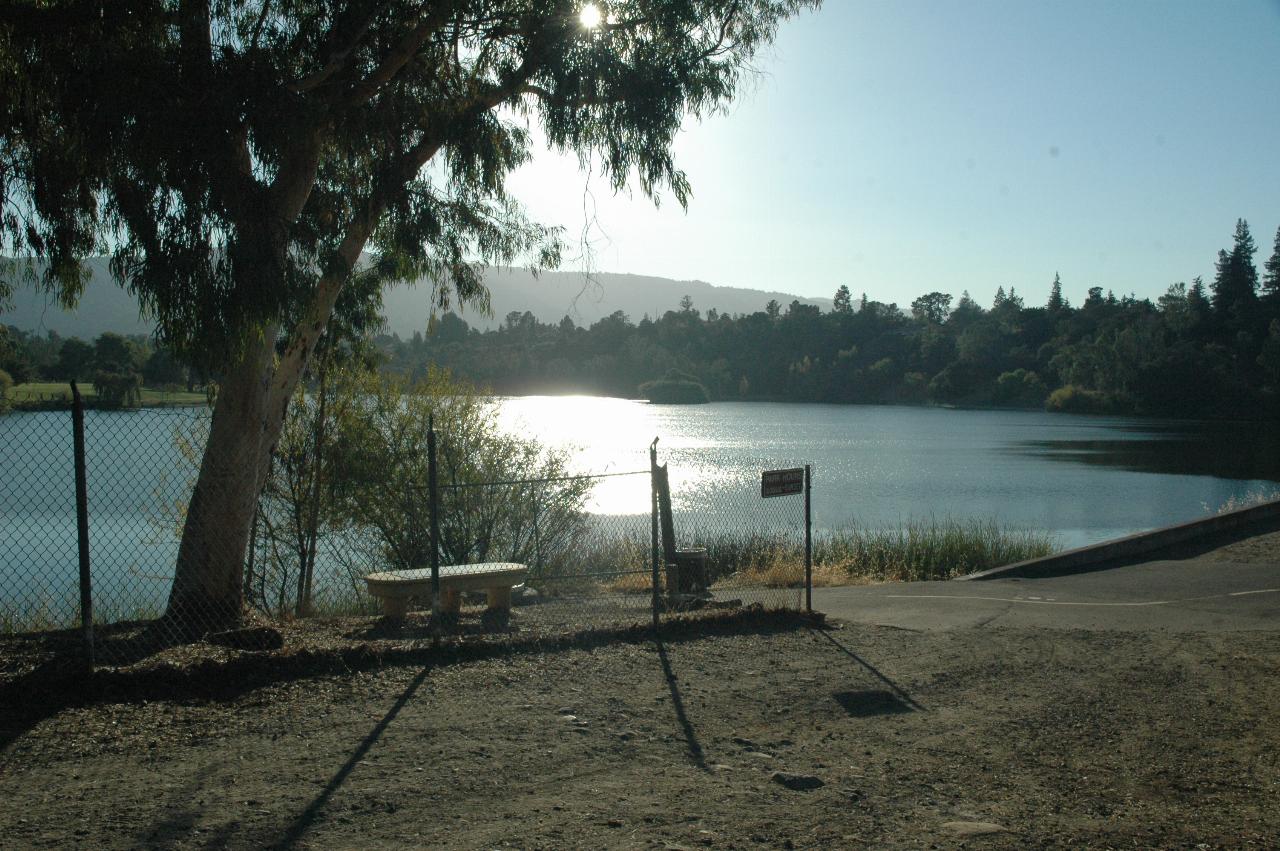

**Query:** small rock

left=605, top=819, right=623, bottom=828
left=770, top=771, right=825, bottom=791
left=556, top=706, right=575, bottom=715
left=745, top=751, right=774, bottom=760
left=942, top=821, right=1007, bottom=837
left=559, top=714, right=578, bottom=722
left=731, top=736, right=756, bottom=748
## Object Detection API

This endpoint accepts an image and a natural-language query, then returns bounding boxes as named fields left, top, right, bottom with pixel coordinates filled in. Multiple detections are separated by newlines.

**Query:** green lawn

left=10, top=382, right=209, bottom=408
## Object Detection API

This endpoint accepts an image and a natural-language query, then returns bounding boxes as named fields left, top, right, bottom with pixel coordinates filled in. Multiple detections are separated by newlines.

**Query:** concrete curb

left=958, top=498, right=1280, bottom=582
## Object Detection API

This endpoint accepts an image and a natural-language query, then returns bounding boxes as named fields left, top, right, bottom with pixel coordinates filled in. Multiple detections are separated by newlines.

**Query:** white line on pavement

left=882, top=589, right=1279, bottom=607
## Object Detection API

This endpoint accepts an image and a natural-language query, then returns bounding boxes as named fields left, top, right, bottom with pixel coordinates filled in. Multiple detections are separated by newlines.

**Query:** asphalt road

left=813, top=557, right=1280, bottom=632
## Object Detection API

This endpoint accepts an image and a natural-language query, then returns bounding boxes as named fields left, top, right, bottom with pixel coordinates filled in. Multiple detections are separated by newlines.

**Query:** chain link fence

left=2, top=394, right=811, bottom=666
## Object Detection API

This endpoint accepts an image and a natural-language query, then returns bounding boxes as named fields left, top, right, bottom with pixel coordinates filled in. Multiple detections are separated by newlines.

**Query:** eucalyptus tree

left=1, top=0, right=820, bottom=636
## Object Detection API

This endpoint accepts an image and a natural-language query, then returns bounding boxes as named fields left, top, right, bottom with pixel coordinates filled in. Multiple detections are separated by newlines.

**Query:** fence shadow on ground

left=270, top=666, right=432, bottom=851
left=655, top=639, right=711, bottom=773
left=812, top=627, right=926, bottom=712
left=0, top=609, right=819, bottom=753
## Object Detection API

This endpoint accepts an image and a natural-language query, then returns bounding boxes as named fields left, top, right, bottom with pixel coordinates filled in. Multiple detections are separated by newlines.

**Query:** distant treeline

left=5, top=218, right=1280, bottom=419
left=0, top=328, right=197, bottom=388
left=377, top=218, right=1280, bottom=419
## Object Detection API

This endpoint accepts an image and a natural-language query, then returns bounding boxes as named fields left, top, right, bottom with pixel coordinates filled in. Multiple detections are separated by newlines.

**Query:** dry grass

left=1207, top=488, right=1280, bottom=515
left=719, top=557, right=856, bottom=589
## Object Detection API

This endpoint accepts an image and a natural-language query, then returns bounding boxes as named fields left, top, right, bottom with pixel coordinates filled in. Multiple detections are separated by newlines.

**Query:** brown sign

left=761, top=467, right=804, bottom=498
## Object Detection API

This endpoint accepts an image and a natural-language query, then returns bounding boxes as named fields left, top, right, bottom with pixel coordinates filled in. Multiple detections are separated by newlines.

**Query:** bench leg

left=441, top=588, right=462, bottom=614
left=382, top=596, right=410, bottom=619
left=486, top=585, right=512, bottom=611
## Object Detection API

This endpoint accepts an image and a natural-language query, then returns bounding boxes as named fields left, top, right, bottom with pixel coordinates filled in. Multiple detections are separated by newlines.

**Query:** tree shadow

left=270, top=666, right=431, bottom=850
left=654, top=639, right=710, bottom=773
left=133, top=761, right=228, bottom=849
left=814, top=628, right=925, bottom=712
left=0, top=655, right=90, bottom=751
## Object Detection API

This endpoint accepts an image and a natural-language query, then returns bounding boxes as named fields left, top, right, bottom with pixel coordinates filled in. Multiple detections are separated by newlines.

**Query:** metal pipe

left=650, top=437, right=660, bottom=631
left=804, top=463, right=813, bottom=613
left=428, top=414, right=440, bottom=628
left=71, top=382, right=94, bottom=668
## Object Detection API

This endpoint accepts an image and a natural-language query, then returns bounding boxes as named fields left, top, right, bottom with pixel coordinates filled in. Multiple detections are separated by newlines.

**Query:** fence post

left=532, top=490, right=542, bottom=576
left=649, top=437, right=660, bottom=631
left=804, top=463, right=812, bottom=613
left=428, top=414, right=440, bottom=632
left=70, top=382, right=94, bottom=668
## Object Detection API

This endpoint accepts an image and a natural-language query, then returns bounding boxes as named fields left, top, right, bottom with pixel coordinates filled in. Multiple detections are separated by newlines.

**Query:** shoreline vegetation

left=704, top=518, right=1056, bottom=588
left=2, top=516, right=1055, bottom=634
left=638, top=368, right=711, bottom=404
left=10, top=378, right=1280, bottom=424
left=7, top=381, right=208, bottom=411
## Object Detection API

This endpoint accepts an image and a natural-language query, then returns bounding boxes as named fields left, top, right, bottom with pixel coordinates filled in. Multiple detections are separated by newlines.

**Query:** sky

left=506, top=0, right=1280, bottom=311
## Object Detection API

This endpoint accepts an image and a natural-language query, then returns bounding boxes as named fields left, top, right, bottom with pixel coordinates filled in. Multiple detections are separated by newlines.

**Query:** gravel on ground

left=2, top=609, right=1278, bottom=849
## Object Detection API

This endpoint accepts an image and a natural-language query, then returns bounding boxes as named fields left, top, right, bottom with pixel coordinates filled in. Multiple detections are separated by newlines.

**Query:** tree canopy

left=3, top=1, right=819, bottom=363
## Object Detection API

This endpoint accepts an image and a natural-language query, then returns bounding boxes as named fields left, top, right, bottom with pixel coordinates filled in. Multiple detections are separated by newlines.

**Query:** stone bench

left=364, top=562, right=528, bottom=619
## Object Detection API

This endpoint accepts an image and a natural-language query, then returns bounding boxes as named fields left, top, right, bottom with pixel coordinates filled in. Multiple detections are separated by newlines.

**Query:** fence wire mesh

left=662, top=465, right=810, bottom=613
left=2, top=398, right=810, bottom=666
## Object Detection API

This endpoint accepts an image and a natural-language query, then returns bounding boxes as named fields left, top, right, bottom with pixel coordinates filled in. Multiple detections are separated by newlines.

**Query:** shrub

left=331, top=367, right=593, bottom=577
left=995, top=369, right=1048, bottom=407
left=92, top=369, right=143, bottom=408
left=639, top=368, right=710, bottom=404
left=1045, top=384, right=1122, bottom=414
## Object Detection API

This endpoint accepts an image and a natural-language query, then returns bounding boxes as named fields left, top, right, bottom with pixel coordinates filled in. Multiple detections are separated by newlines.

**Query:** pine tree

left=1231, top=218, right=1259, bottom=294
left=1262, top=225, right=1280, bottom=302
left=833, top=285, right=853, bottom=314
left=1187, top=276, right=1211, bottom=324
left=1047, top=273, right=1064, bottom=312
left=1211, top=218, right=1259, bottom=316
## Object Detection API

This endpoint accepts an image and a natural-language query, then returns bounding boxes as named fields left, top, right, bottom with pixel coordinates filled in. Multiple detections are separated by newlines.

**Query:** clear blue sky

left=508, top=0, right=1280, bottom=310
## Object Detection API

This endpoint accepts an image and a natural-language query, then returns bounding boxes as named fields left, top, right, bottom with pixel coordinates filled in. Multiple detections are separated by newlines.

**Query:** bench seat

left=364, top=562, right=528, bottom=618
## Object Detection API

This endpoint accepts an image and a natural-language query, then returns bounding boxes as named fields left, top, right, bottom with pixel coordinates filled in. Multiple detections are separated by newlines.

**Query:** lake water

left=495, top=398, right=1279, bottom=549
left=4, top=399, right=1278, bottom=623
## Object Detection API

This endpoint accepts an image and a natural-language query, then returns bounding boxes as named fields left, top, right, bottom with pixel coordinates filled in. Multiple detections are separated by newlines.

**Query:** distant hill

left=3, top=257, right=154, bottom=338
left=382, top=268, right=832, bottom=334
left=2, top=260, right=832, bottom=339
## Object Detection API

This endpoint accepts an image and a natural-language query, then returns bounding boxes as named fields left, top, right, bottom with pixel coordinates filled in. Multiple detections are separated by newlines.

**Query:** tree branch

left=287, top=1, right=393, bottom=94
left=340, top=6, right=454, bottom=108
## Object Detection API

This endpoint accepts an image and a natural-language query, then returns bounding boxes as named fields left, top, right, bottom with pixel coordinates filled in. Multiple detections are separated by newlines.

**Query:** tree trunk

left=158, top=175, right=374, bottom=640
left=161, top=331, right=281, bottom=639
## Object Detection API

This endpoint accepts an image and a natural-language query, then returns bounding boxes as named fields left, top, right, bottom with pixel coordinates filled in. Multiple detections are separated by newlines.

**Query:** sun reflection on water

left=493, top=396, right=747, bottom=516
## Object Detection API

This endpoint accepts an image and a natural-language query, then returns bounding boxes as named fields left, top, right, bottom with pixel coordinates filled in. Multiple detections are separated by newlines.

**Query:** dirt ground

left=1199, top=527, right=1280, bottom=564
left=2, top=604, right=1278, bottom=850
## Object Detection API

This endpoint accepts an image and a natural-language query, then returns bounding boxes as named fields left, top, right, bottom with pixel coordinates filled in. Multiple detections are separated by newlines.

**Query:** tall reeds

left=709, top=518, right=1056, bottom=588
